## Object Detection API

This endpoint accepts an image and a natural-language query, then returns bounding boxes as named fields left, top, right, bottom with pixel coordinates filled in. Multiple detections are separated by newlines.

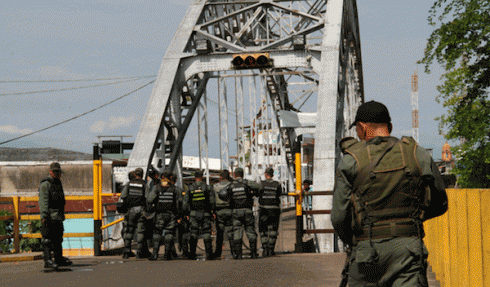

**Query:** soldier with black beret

left=258, top=167, right=283, bottom=257
left=39, top=162, right=72, bottom=269
left=227, top=167, right=262, bottom=259
left=331, top=101, right=448, bottom=286
left=120, top=167, right=147, bottom=259
left=183, top=170, right=215, bottom=260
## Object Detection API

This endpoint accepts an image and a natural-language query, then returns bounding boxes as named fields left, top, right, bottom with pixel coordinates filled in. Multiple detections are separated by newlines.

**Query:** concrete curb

left=0, top=252, right=43, bottom=263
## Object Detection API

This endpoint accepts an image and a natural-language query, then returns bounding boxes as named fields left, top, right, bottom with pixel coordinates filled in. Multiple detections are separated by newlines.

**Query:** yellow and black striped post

left=93, top=145, right=103, bottom=256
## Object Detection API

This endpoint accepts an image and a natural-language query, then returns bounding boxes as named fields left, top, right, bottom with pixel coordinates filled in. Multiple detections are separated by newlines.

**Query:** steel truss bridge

left=127, top=0, right=364, bottom=253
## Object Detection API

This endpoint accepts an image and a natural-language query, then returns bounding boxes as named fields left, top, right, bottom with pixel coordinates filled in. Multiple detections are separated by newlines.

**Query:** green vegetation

left=420, top=0, right=490, bottom=188
left=0, top=210, right=42, bottom=253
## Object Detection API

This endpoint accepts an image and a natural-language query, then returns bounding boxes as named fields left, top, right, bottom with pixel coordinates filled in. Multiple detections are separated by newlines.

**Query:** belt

left=215, top=206, right=231, bottom=211
left=355, top=221, right=422, bottom=242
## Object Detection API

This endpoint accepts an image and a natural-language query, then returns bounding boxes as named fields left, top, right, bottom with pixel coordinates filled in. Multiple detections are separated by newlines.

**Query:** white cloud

left=108, top=116, right=135, bottom=129
left=89, top=117, right=136, bottom=133
left=0, top=125, right=33, bottom=134
left=90, top=121, right=106, bottom=133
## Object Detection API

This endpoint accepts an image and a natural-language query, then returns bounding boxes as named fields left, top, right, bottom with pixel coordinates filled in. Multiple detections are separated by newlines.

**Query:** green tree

left=0, top=211, right=13, bottom=253
left=420, top=0, right=490, bottom=188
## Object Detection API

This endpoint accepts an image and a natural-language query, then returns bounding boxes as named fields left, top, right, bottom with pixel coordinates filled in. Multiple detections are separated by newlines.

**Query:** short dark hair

left=134, top=168, right=144, bottom=178
left=234, top=168, right=244, bottom=178
left=220, top=170, right=230, bottom=180
left=128, top=171, right=135, bottom=181
left=161, top=171, right=172, bottom=179
left=265, top=167, right=274, bottom=176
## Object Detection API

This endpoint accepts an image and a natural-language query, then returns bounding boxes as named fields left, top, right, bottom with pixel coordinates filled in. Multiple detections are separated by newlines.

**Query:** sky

left=0, top=0, right=449, bottom=160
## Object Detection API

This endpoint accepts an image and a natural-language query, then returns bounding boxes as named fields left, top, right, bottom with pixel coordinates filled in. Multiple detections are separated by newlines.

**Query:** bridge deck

left=0, top=252, right=439, bottom=287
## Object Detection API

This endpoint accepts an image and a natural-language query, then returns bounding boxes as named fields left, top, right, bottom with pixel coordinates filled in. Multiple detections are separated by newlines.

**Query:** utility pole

left=411, top=71, right=419, bottom=143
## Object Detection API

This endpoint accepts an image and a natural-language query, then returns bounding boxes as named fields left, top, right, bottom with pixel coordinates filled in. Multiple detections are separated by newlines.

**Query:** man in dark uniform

left=120, top=167, right=147, bottom=259
left=183, top=170, right=215, bottom=260
left=146, top=172, right=179, bottom=260
left=258, top=167, right=282, bottom=257
left=227, top=167, right=261, bottom=259
left=173, top=173, right=190, bottom=258
left=331, top=101, right=448, bottom=286
left=39, top=162, right=72, bottom=269
left=212, top=169, right=233, bottom=259
left=140, top=167, right=160, bottom=258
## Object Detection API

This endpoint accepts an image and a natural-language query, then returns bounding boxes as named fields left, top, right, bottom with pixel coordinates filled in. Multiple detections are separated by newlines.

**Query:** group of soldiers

left=118, top=166, right=284, bottom=261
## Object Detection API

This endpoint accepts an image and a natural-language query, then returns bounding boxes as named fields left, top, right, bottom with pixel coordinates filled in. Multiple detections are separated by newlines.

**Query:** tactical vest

left=189, top=182, right=210, bottom=211
left=231, top=179, right=253, bottom=209
left=259, top=180, right=280, bottom=207
left=214, top=181, right=231, bottom=209
left=40, top=177, right=66, bottom=212
left=126, top=179, right=146, bottom=208
left=342, top=136, right=423, bottom=238
left=156, top=185, right=176, bottom=213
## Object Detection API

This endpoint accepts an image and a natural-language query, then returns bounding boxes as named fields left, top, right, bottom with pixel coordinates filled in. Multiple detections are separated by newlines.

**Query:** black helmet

left=218, top=189, right=230, bottom=201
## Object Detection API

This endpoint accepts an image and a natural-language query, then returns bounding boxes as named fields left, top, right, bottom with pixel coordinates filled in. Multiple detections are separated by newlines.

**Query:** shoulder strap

left=352, top=137, right=398, bottom=192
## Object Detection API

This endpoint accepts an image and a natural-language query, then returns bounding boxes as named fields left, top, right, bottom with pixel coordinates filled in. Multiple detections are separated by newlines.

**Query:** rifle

left=339, top=246, right=352, bottom=287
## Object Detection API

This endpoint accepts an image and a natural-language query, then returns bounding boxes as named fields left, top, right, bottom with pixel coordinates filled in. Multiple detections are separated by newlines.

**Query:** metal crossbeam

left=128, top=0, right=364, bottom=253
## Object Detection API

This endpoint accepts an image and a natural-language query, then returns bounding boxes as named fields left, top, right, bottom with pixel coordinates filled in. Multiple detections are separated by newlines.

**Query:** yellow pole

left=295, top=153, right=302, bottom=216
left=93, top=160, right=101, bottom=221
left=13, top=196, right=20, bottom=253
left=93, top=158, right=102, bottom=256
left=98, top=161, right=103, bottom=221
left=294, top=152, right=303, bottom=253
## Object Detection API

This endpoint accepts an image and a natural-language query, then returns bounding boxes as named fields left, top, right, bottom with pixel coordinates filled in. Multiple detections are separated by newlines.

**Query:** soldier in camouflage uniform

left=227, top=167, right=262, bottom=259
left=120, top=168, right=147, bottom=259
left=39, top=162, right=72, bottom=269
left=183, top=170, right=215, bottom=260
left=332, top=101, right=448, bottom=286
left=173, top=173, right=190, bottom=259
left=147, top=172, right=179, bottom=260
left=258, top=167, right=283, bottom=257
left=212, top=170, right=233, bottom=259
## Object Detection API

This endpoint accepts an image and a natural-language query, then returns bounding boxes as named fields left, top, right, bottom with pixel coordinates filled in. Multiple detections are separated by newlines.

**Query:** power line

left=0, top=76, right=156, bottom=97
left=0, top=79, right=156, bottom=146
left=0, top=75, right=157, bottom=83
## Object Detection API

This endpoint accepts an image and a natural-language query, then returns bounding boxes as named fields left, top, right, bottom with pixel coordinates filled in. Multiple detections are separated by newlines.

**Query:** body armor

left=126, top=179, right=146, bottom=208
left=259, top=180, right=280, bottom=207
left=231, top=179, right=253, bottom=209
left=342, top=136, right=423, bottom=238
left=189, top=182, right=210, bottom=211
left=156, top=185, right=177, bottom=213
left=40, top=177, right=66, bottom=217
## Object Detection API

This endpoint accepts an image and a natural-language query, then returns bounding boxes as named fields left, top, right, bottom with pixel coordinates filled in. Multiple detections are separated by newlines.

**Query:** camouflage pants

left=349, top=237, right=429, bottom=287
left=123, top=206, right=146, bottom=252
left=258, top=207, right=280, bottom=250
left=215, top=208, right=233, bottom=255
left=232, top=208, right=257, bottom=243
left=189, top=210, right=213, bottom=242
left=153, top=212, right=177, bottom=244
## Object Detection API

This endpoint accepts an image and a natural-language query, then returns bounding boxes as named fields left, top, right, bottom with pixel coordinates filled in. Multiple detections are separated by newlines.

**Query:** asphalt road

left=0, top=253, right=346, bottom=287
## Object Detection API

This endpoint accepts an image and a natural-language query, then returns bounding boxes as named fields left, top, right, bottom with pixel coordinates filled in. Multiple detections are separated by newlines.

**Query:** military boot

left=250, top=241, right=258, bottom=259
left=188, top=238, right=197, bottom=260
left=43, top=245, right=58, bottom=269
left=149, top=239, right=160, bottom=261
left=233, top=240, right=242, bottom=260
left=122, top=239, right=134, bottom=259
left=140, top=241, right=151, bottom=259
left=53, top=242, right=72, bottom=266
left=262, top=243, right=269, bottom=258
left=163, top=241, right=173, bottom=261
left=204, top=240, right=214, bottom=260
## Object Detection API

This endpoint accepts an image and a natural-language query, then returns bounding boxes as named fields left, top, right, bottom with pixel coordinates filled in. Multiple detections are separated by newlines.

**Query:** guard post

left=93, top=144, right=103, bottom=256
